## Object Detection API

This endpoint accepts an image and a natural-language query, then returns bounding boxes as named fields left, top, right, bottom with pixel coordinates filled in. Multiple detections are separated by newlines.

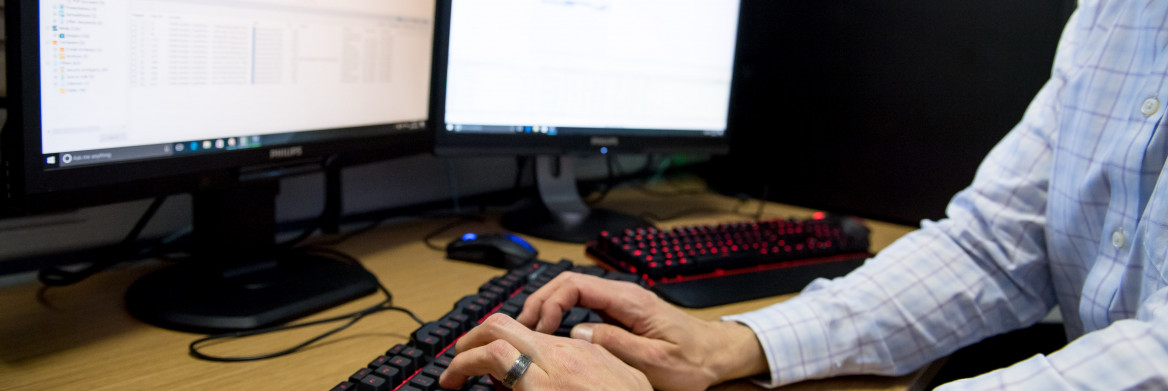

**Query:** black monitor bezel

left=3, top=0, right=432, bottom=213
left=428, top=0, right=740, bottom=157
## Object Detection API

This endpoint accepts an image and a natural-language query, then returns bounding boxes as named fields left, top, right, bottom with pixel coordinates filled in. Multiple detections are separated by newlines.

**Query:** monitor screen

left=7, top=0, right=434, bottom=204
left=432, top=0, right=740, bottom=155
left=2, top=0, right=437, bottom=333
left=430, top=0, right=741, bottom=243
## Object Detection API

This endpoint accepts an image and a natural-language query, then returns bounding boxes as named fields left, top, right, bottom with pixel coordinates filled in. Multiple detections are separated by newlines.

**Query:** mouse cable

left=639, top=192, right=768, bottom=223
left=188, top=247, right=425, bottom=362
left=422, top=213, right=487, bottom=251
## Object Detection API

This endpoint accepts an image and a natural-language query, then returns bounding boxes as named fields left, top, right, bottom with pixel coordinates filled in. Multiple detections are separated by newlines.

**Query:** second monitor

left=431, top=0, right=742, bottom=242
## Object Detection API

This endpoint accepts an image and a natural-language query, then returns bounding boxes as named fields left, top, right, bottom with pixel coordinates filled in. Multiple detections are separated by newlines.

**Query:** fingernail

left=570, top=324, right=594, bottom=342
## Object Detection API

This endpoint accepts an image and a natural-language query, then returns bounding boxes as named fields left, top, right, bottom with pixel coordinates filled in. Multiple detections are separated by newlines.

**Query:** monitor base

left=125, top=251, right=377, bottom=334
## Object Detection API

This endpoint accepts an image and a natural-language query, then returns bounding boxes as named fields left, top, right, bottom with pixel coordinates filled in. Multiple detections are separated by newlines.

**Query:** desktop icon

left=61, top=154, right=73, bottom=164
left=190, top=142, right=198, bottom=151
left=175, top=143, right=185, bottom=152
left=203, top=140, right=212, bottom=149
left=227, top=138, right=236, bottom=147
left=46, top=155, right=57, bottom=165
left=215, top=139, right=225, bottom=149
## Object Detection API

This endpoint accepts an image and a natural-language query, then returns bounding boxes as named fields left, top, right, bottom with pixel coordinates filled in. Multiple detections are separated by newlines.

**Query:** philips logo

left=269, top=146, right=303, bottom=160
left=590, top=137, right=619, bottom=147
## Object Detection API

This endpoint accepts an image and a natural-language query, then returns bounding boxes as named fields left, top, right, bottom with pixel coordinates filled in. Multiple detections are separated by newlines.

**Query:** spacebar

left=650, top=257, right=866, bottom=308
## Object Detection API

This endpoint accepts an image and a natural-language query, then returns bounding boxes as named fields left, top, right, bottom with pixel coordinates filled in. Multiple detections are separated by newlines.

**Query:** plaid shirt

left=725, top=0, right=1168, bottom=389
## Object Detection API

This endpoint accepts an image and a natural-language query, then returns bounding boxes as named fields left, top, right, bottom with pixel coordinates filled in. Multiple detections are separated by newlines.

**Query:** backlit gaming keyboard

left=586, top=216, right=872, bottom=307
left=330, top=260, right=639, bottom=391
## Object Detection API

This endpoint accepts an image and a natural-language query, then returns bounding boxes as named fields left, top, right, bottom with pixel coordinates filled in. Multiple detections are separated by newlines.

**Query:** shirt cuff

left=722, top=288, right=839, bottom=388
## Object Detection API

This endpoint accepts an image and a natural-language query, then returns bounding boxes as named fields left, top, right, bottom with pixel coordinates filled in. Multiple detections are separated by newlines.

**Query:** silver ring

left=502, top=354, right=533, bottom=388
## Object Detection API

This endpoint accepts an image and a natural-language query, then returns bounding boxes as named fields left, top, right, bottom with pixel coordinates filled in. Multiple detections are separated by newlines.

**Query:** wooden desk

left=0, top=183, right=925, bottom=390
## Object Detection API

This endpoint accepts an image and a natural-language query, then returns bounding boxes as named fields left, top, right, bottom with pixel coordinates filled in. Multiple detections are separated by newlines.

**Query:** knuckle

left=482, top=313, right=513, bottom=328
left=485, top=339, right=513, bottom=358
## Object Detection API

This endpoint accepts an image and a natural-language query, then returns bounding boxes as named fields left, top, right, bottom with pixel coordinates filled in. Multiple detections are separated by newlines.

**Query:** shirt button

left=1141, top=97, right=1160, bottom=116
left=1111, top=230, right=1126, bottom=249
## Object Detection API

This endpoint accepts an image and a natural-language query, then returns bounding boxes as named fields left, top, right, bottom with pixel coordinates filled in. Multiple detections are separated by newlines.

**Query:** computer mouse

left=446, top=232, right=538, bottom=269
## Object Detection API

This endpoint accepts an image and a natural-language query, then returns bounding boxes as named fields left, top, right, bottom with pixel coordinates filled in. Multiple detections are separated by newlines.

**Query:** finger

left=516, top=274, right=579, bottom=331
left=438, top=339, right=549, bottom=390
left=455, top=313, right=542, bottom=360
left=519, top=272, right=657, bottom=333
left=570, top=323, right=668, bottom=370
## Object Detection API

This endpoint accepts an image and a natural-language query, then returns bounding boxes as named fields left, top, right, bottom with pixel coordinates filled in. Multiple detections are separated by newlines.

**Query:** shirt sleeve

left=720, top=9, right=1079, bottom=387
left=935, top=287, right=1168, bottom=390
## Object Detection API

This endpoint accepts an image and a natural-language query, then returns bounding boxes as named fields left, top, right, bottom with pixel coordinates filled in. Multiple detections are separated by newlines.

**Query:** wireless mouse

left=446, top=233, right=538, bottom=269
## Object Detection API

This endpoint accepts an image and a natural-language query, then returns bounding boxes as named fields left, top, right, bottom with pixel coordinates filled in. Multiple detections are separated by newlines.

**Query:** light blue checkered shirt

left=725, top=0, right=1168, bottom=389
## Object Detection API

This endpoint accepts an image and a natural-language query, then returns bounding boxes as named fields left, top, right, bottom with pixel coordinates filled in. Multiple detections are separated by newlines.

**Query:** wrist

left=707, top=320, right=769, bottom=384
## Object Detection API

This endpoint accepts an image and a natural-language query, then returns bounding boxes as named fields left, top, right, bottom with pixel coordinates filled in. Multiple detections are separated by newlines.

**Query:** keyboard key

left=349, top=368, right=373, bottom=383
left=421, top=363, right=444, bottom=379
left=401, top=346, right=428, bottom=366
left=367, top=355, right=391, bottom=369
left=408, top=375, right=438, bottom=391
left=357, top=375, right=390, bottom=391
left=372, top=365, right=401, bottom=385
left=389, top=356, right=415, bottom=375
left=386, top=344, right=406, bottom=357
left=332, top=381, right=356, bottom=391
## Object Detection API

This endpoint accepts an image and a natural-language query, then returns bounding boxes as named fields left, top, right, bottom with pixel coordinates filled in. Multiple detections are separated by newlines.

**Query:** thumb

left=571, top=323, right=661, bottom=368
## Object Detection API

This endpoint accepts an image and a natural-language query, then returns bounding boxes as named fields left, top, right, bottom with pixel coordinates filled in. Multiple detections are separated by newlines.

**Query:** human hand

left=516, top=272, right=768, bottom=391
left=437, top=313, right=652, bottom=390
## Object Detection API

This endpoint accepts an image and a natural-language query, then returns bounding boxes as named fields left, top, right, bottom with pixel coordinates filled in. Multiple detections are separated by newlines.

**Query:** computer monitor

left=431, top=0, right=740, bottom=243
left=3, top=0, right=435, bottom=332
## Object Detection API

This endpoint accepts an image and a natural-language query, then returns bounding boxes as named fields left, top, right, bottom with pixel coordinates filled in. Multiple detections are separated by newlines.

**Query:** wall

left=712, top=0, right=1076, bottom=225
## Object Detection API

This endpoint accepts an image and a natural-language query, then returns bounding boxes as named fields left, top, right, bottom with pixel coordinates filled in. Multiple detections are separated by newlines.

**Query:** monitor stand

left=501, top=155, right=651, bottom=243
left=125, top=180, right=377, bottom=334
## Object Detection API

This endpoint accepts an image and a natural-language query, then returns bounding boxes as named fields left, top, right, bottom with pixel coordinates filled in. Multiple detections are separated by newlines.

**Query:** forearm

left=937, top=302, right=1168, bottom=390
left=724, top=218, right=1056, bottom=387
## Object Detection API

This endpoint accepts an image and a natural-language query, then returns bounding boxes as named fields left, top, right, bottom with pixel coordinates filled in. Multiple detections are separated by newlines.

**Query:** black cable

left=281, top=162, right=349, bottom=248
left=640, top=207, right=739, bottom=223
left=188, top=247, right=426, bottom=362
left=640, top=193, right=765, bottom=223
left=422, top=214, right=486, bottom=251
left=513, top=156, right=530, bottom=190
left=189, top=300, right=424, bottom=362
left=300, top=217, right=388, bottom=249
left=38, top=196, right=168, bottom=286
left=584, top=154, right=617, bottom=206
left=277, top=211, right=324, bottom=248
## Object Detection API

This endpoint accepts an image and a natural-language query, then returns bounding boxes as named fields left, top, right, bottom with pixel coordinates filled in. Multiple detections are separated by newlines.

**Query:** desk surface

left=0, top=182, right=926, bottom=390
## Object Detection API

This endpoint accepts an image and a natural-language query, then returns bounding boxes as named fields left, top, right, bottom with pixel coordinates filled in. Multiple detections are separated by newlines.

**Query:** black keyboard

left=330, top=260, right=640, bottom=391
left=586, top=216, right=872, bottom=308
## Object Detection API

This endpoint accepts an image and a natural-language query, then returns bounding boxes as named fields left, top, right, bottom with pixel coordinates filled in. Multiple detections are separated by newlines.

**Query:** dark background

left=710, top=0, right=1076, bottom=225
